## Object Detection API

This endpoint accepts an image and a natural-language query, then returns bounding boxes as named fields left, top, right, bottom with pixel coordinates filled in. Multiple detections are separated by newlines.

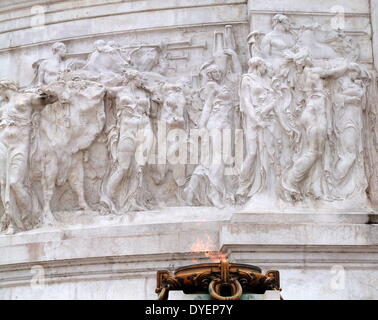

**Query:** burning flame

left=190, top=234, right=228, bottom=263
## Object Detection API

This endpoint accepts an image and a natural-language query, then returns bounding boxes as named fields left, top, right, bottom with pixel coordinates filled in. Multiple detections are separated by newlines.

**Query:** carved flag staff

left=156, top=259, right=281, bottom=300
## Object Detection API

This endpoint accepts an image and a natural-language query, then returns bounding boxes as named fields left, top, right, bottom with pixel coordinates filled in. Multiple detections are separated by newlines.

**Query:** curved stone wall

left=0, top=0, right=378, bottom=301
left=0, top=0, right=249, bottom=86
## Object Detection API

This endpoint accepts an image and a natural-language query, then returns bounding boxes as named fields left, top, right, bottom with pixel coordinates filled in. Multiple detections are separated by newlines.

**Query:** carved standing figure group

left=0, top=17, right=374, bottom=234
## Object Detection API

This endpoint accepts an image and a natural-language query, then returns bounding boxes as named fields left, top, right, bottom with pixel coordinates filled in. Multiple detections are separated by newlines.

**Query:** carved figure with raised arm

left=201, top=26, right=242, bottom=87
left=282, top=50, right=354, bottom=201
left=101, top=70, right=154, bottom=212
left=185, top=65, right=235, bottom=208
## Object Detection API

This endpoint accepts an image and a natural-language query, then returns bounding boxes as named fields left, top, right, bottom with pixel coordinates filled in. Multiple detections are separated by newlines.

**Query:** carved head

left=272, top=14, right=290, bottom=32
left=52, top=42, right=67, bottom=58
left=206, top=65, right=223, bottom=82
left=94, top=40, right=107, bottom=51
left=293, top=48, right=313, bottom=68
left=123, top=69, right=143, bottom=87
left=248, top=57, right=268, bottom=75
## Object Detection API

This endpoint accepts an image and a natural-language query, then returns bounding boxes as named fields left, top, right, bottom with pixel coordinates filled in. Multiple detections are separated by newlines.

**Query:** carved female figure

left=282, top=51, right=351, bottom=201
left=185, top=65, right=235, bottom=208
left=332, top=64, right=368, bottom=200
left=0, top=80, right=51, bottom=234
left=102, top=70, right=154, bottom=212
left=236, top=57, right=278, bottom=203
left=260, top=14, right=297, bottom=74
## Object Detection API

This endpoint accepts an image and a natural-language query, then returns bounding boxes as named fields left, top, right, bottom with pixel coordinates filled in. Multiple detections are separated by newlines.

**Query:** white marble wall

left=247, top=0, right=378, bottom=208
left=248, top=0, right=373, bottom=65
left=1, top=213, right=378, bottom=299
left=0, top=0, right=248, bottom=86
left=0, top=0, right=378, bottom=300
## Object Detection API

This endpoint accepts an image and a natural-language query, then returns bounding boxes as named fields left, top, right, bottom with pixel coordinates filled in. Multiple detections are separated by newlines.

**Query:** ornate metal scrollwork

left=156, top=259, right=281, bottom=300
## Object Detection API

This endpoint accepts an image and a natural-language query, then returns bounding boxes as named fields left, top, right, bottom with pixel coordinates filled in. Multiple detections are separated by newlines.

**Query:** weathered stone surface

left=0, top=0, right=377, bottom=300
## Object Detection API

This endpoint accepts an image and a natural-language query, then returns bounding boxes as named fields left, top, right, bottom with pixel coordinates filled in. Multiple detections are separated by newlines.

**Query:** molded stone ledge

left=0, top=2, right=248, bottom=50
left=232, top=212, right=378, bottom=224
left=0, top=0, right=247, bottom=33
left=248, top=0, right=370, bottom=14
left=1, top=240, right=378, bottom=299
left=221, top=222, right=378, bottom=247
left=0, top=213, right=376, bottom=262
left=0, top=211, right=377, bottom=299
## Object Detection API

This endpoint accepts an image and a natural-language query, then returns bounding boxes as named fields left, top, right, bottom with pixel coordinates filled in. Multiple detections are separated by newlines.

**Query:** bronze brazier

left=156, top=259, right=281, bottom=300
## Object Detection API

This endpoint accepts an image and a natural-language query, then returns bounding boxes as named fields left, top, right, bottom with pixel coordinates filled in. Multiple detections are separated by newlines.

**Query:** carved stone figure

left=281, top=51, right=352, bottom=201
left=201, top=26, right=242, bottom=86
left=33, top=42, right=69, bottom=85
left=0, top=80, right=52, bottom=234
left=36, top=77, right=106, bottom=220
left=236, top=57, right=278, bottom=203
left=82, top=39, right=130, bottom=85
left=297, top=24, right=360, bottom=61
left=260, top=14, right=297, bottom=73
left=331, top=63, right=368, bottom=200
left=101, top=70, right=154, bottom=212
left=129, top=47, right=169, bottom=76
left=0, top=14, right=375, bottom=234
left=185, top=65, right=235, bottom=208
left=153, top=83, right=187, bottom=190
